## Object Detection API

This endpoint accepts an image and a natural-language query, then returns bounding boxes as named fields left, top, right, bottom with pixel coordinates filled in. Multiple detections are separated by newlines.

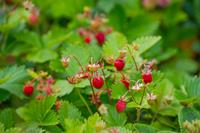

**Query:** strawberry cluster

left=61, top=44, right=157, bottom=114
left=77, top=7, right=112, bottom=45
left=23, top=71, right=56, bottom=99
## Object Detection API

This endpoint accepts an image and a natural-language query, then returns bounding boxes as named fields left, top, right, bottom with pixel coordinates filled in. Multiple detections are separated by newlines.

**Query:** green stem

left=139, top=86, right=146, bottom=105
left=89, top=74, right=95, bottom=96
left=126, top=45, right=139, bottom=71
left=101, top=68, right=109, bottom=88
left=136, top=108, right=141, bottom=122
left=136, top=86, right=146, bottom=122
left=76, top=88, right=93, bottom=115
left=130, top=91, right=139, bottom=105
left=71, top=55, right=84, bottom=72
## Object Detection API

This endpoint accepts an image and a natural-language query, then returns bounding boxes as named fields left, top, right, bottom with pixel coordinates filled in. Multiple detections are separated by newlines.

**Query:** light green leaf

left=16, top=96, right=58, bottom=126
left=184, top=76, right=200, bottom=99
left=0, top=109, right=14, bottom=129
left=0, top=66, right=28, bottom=99
left=84, top=113, right=105, bottom=133
left=53, top=80, right=74, bottom=96
left=103, top=32, right=127, bottom=59
left=27, top=49, right=58, bottom=63
left=131, top=36, right=161, bottom=55
left=103, top=105, right=127, bottom=126
left=134, top=123, right=158, bottom=133
left=178, top=107, right=200, bottom=133
left=123, top=14, right=159, bottom=41
left=111, top=83, right=127, bottom=99
left=58, top=101, right=82, bottom=129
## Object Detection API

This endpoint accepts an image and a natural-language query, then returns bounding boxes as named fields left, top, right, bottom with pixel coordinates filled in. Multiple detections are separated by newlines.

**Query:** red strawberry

left=114, top=59, right=125, bottom=71
left=23, top=84, right=34, bottom=96
left=121, top=79, right=130, bottom=89
left=95, top=32, right=105, bottom=45
left=45, top=86, right=53, bottom=95
left=92, top=76, right=104, bottom=89
left=28, top=9, right=39, bottom=26
left=116, top=99, right=126, bottom=113
left=84, top=36, right=91, bottom=44
left=142, top=71, right=153, bottom=84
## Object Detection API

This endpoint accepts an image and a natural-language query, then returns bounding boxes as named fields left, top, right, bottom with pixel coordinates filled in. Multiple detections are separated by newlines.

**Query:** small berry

left=121, top=79, right=130, bottom=89
left=55, top=100, right=61, bottom=111
left=28, top=9, right=39, bottom=26
left=23, top=84, right=34, bottom=96
left=84, top=36, right=91, bottom=44
left=142, top=71, right=153, bottom=84
left=45, top=86, right=53, bottom=95
left=95, top=32, right=105, bottom=45
left=92, top=76, right=104, bottom=89
left=116, top=99, right=126, bottom=113
left=114, top=59, right=125, bottom=71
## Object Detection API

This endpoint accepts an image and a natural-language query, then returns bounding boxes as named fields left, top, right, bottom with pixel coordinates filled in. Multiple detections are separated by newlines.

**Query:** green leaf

left=14, top=31, right=41, bottom=47
left=61, top=43, right=101, bottom=76
left=73, top=79, right=90, bottom=88
left=103, top=105, right=127, bottom=126
left=64, top=118, right=83, bottom=132
left=84, top=113, right=105, bottom=133
left=123, top=14, right=159, bottom=41
left=0, top=90, right=10, bottom=102
left=0, top=123, right=5, bottom=133
left=16, top=96, right=58, bottom=126
left=131, top=36, right=161, bottom=55
left=25, top=127, right=45, bottom=133
left=0, top=122, right=21, bottom=133
left=49, top=60, right=66, bottom=73
left=111, top=83, right=127, bottom=99
left=27, top=49, right=58, bottom=63
left=0, top=66, right=28, bottom=99
left=103, top=32, right=127, bottom=59
left=178, top=107, right=200, bottom=132
left=184, top=76, right=200, bottom=99
left=58, top=101, right=82, bottom=129
left=53, top=80, right=74, bottom=97
left=0, top=109, right=14, bottom=129
left=134, top=123, right=158, bottom=133
left=97, top=0, right=116, bottom=13
left=108, top=5, right=126, bottom=31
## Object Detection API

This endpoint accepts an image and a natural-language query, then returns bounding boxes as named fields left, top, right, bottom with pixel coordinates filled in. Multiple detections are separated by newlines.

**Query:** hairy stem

left=126, top=45, right=139, bottom=71
left=129, top=91, right=139, bottom=105
left=76, top=88, right=93, bottom=115
left=136, top=86, right=146, bottom=122
left=136, top=108, right=141, bottom=122
left=101, top=68, right=109, bottom=88
left=71, top=55, right=84, bottom=72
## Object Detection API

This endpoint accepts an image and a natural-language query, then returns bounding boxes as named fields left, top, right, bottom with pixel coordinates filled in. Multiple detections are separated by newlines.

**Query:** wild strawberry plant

left=0, top=0, right=200, bottom=133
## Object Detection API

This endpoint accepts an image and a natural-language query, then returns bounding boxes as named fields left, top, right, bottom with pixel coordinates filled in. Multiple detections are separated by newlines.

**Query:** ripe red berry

left=95, top=32, right=105, bottom=45
left=114, top=59, right=125, bottom=71
left=28, top=9, right=39, bottom=26
left=116, top=99, right=126, bottom=113
left=84, top=36, right=91, bottom=44
left=142, top=71, right=153, bottom=84
left=23, top=84, right=34, bottom=96
left=121, top=79, right=130, bottom=89
left=92, top=76, right=104, bottom=89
